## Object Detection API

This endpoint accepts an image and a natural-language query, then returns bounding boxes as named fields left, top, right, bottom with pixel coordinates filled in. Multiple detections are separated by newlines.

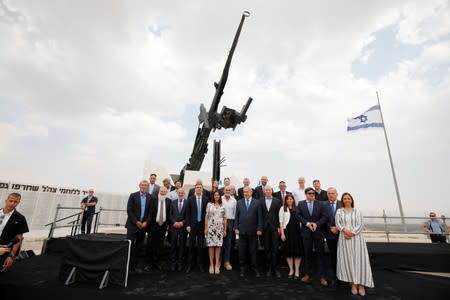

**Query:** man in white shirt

left=292, top=176, right=306, bottom=205
left=222, top=185, right=237, bottom=270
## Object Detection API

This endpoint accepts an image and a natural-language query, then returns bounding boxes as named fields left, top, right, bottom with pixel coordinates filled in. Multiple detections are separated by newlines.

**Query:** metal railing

left=45, top=204, right=449, bottom=243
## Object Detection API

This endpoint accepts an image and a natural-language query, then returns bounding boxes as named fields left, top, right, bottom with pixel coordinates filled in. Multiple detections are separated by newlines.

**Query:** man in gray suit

left=325, top=187, right=341, bottom=285
left=148, top=173, right=160, bottom=197
left=234, top=186, right=263, bottom=278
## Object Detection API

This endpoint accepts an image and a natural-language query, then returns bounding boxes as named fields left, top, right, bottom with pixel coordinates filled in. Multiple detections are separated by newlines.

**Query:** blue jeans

left=222, top=219, right=234, bottom=263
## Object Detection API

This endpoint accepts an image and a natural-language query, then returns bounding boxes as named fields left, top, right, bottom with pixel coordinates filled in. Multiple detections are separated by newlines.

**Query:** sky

left=1, top=0, right=449, bottom=217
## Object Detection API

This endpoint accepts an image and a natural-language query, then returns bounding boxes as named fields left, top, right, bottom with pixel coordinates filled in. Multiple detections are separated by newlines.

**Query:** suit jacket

left=185, top=194, right=209, bottom=228
left=150, top=196, right=172, bottom=227
left=254, top=185, right=273, bottom=200
left=295, top=200, right=328, bottom=239
left=234, top=198, right=263, bottom=235
left=188, top=188, right=211, bottom=201
left=0, top=209, right=29, bottom=245
left=261, top=197, right=282, bottom=231
left=237, top=187, right=255, bottom=200
left=125, top=191, right=153, bottom=230
left=148, top=183, right=160, bottom=197
left=273, top=191, right=292, bottom=204
left=169, top=198, right=187, bottom=227
left=325, top=200, right=341, bottom=240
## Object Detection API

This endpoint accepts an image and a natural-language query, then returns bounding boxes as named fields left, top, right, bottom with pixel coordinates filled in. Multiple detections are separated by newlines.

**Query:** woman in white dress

left=336, top=192, right=374, bottom=296
left=204, top=191, right=227, bottom=274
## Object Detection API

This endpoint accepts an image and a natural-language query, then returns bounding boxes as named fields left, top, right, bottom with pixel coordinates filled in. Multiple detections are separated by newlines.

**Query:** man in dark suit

left=185, top=183, right=209, bottom=273
left=188, top=179, right=211, bottom=200
left=147, top=186, right=172, bottom=271
left=254, top=175, right=269, bottom=200
left=79, top=188, right=97, bottom=234
left=296, top=187, right=329, bottom=286
left=0, top=193, right=29, bottom=271
left=234, top=186, right=263, bottom=277
left=325, top=187, right=341, bottom=285
left=237, top=177, right=254, bottom=200
left=273, top=181, right=293, bottom=206
left=313, top=179, right=328, bottom=202
left=169, top=188, right=188, bottom=271
left=125, top=180, right=153, bottom=273
left=261, top=185, right=282, bottom=278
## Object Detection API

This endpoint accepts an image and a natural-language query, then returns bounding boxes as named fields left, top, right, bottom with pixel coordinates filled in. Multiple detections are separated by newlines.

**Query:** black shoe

left=294, top=275, right=300, bottom=280
left=154, top=264, right=162, bottom=271
left=185, top=265, right=192, bottom=273
left=255, top=271, right=261, bottom=278
left=274, top=270, right=281, bottom=278
left=135, top=267, right=143, bottom=274
left=287, top=274, right=294, bottom=279
left=170, top=264, right=176, bottom=272
left=266, top=271, right=271, bottom=277
left=240, top=270, right=245, bottom=277
left=199, top=265, right=205, bottom=273
left=129, top=267, right=137, bottom=274
left=176, top=264, right=183, bottom=272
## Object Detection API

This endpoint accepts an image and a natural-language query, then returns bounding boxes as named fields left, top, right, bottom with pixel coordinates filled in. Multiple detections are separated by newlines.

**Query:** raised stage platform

left=1, top=235, right=449, bottom=299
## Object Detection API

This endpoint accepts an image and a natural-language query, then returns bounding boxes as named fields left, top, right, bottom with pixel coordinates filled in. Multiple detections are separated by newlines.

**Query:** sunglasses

left=306, top=192, right=315, bottom=195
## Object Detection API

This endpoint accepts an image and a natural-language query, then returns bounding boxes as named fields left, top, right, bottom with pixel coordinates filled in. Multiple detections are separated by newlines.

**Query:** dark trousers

left=81, top=213, right=94, bottom=234
left=303, top=237, right=325, bottom=277
left=262, top=228, right=279, bottom=271
left=126, top=227, right=147, bottom=269
left=170, top=228, right=186, bottom=266
left=149, top=223, right=168, bottom=265
left=187, top=222, right=205, bottom=267
left=222, top=220, right=234, bottom=263
left=325, top=237, right=338, bottom=279
left=238, top=234, right=258, bottom=272
left=430, top=234, right=447, bottom=243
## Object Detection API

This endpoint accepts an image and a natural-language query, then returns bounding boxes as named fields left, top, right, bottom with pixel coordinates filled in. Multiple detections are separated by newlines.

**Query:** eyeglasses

left=306, top=192, right=315, bottom=195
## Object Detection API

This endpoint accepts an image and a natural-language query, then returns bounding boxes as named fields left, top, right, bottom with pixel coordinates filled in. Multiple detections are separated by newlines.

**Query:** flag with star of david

left=347, top=104, right=384, bottom=131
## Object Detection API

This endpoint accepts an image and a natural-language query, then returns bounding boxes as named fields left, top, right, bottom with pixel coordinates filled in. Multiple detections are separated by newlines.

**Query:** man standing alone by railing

left=423, top=212, right=448, bottom=243
left=80, top=188, right=97, bottom=234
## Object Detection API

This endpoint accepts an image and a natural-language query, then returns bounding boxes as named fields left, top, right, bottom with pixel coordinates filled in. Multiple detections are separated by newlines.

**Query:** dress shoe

left=199, top=265, right=205, bottom=273
left=266, top=271, right=271, bottom=277
left=320, top=277, right=328, bottom=286
left=185, top=265, right=192, bottom=273
left=224, top=262, right=233, bottom=271
left=274, top=270, right=281, bottom=278
left=176, top=264, right=183, bottom=272
left=255, top=271, right=261, bottom=278
left=287, top=274, right=293, bottom=279
left=301, top=274, right=312, bottom=282
left=294, top=275, right=300, bottom=280
left=240, top=270, right=245, bottom=277
left=154, top=264, right=162, bottom=271
left=170, top=264, right=176, bottom=272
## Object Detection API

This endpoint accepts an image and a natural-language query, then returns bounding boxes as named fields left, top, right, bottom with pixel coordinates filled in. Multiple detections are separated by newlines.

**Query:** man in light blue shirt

left=423, top=212, right=448, bottom=243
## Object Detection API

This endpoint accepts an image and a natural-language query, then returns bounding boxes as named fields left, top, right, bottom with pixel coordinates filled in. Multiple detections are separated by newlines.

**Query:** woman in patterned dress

left=205, top=191, right=227, bottom=274
left=336, top=192, right=374, bottom=296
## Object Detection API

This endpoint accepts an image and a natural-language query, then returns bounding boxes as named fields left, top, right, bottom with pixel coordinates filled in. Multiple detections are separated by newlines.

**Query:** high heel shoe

left=209, top=265, right=214, bottom=274
left=215, top=266, right=220, bottom=274
left=358, top=286, right=366, bottom=297
left=351, top=284, right=357, bottom=295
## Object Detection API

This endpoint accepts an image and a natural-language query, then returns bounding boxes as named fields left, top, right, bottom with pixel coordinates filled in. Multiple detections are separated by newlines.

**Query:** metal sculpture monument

left=179, top=11, right=253, bottom=183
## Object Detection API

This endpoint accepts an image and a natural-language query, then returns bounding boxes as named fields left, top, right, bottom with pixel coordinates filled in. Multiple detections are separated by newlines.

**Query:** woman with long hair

left=336, top=192, right=374, bottom=296
left=204, top=191, right=227, bottom=274
left=279, top=194, right=303, bottom=279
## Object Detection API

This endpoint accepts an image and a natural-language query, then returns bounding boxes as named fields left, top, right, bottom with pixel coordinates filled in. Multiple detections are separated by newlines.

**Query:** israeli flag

left=347, top=104, right=384, bottom=132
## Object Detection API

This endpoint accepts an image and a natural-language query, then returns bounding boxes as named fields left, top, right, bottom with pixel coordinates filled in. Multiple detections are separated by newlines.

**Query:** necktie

left=282, top=191, right=285, bottom=201
left=158, top=200, right=164, bottom=225
left=331, top=202, right=335, bottom=215
left=308, top=201, right=313, bottom=215
left=179, top=200, right=182, bottom=212
left=197, top=198, right=201, bottom=222
left=246, top=199, right=250, bottom=211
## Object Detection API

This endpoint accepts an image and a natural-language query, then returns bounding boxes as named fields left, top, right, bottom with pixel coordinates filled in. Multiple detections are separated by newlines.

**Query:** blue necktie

left=246, top=199, right=250, bottom=211
left=197, top=198, right=201, bottom=222
left=331, top=202, right=336, bottom=215
left=307, top=201, right=313, bottom=215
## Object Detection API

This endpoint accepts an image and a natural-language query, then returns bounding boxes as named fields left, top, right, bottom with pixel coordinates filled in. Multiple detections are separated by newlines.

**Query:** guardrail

left=45, top=205, right=449, bottom=243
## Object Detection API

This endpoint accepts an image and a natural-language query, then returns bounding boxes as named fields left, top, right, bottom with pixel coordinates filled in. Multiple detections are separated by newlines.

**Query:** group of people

left=124, top=174, right=374, bottom=296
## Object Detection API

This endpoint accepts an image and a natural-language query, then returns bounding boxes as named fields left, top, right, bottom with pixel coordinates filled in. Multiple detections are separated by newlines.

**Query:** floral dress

left=205, top=202, right=226, bottom=247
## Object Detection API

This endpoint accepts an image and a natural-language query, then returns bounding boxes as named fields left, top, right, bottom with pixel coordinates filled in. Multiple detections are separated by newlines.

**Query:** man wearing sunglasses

left=423, top=212, right=448, bottom=243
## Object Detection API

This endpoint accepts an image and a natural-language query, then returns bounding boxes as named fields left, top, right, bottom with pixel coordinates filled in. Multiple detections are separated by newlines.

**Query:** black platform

left=1, top=239, right=449, bottom=299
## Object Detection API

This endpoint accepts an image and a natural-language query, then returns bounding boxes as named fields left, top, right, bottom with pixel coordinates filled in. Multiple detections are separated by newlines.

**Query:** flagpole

left=376, top=91, right=405, bottom=226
